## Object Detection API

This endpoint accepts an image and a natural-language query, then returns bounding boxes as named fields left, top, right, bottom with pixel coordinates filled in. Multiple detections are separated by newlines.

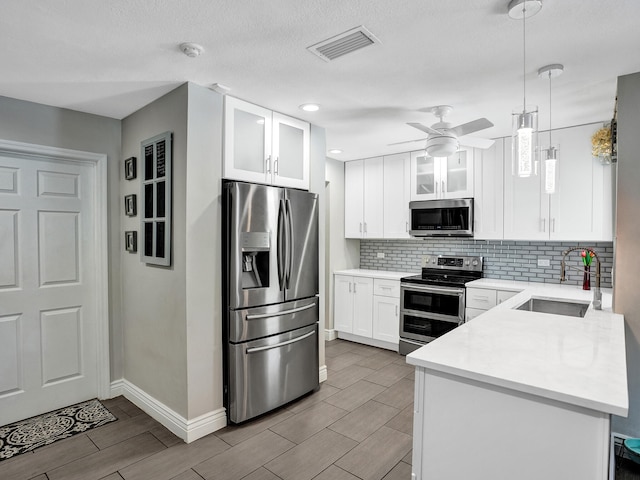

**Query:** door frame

left=0, top=138, right=110, bottom=399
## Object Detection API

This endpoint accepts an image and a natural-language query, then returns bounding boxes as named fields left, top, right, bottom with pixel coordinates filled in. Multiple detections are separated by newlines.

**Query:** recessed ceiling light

left=299, top=103, right=320, bottom=112
left=328, top=149, right=343, bottom=154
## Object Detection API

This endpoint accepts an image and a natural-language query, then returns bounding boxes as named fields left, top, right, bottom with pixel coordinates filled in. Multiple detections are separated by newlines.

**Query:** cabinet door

left=474, top=140, right=504, bottom=239
left=383, top=153, right=411, bottom=238
left=363, top=157, right=384, bottom=238
left=410, top=151, right=438, bottom=200
left=497, top=290, right=518, bottom=304
left=548, top=124, right=613, bottom=241
left=272, top=112, right=310, bottom=190
left=224, top=96, right=272, bottom=184
left=334, top=275, right=354, bottom=333
left=503, top=137, right=550, bottom=240
left=352, top=277, right=374, bottom=337
left=373, top=295, right=400, bottom=344
left=442, top=148, right=474, bottom=199
left=344, top=160, right=364, bottom=238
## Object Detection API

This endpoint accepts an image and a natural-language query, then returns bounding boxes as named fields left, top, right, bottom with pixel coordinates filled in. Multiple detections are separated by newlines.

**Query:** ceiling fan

left=391, top=105, right=495, bottom=157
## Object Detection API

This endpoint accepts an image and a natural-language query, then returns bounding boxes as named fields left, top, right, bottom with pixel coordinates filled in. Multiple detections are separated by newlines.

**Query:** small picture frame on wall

left=125, top=231, right=137, bottom=252
left=124, top=194, right=137, bottom=216
left=124, top=156, right=137, bottom=180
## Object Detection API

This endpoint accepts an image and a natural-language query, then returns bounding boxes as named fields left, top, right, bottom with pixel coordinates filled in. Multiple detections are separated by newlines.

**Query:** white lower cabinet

left=334, top=273, right=400, bottom=351
left=465, top=286, right=519, bottom=320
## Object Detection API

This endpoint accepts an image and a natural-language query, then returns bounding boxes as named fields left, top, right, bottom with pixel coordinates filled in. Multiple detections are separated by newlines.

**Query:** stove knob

left=465, top=260, right=470, bottom=266
left=432, top=259, right=436, bottom=264
left=472, top=259, right=479, bottom=266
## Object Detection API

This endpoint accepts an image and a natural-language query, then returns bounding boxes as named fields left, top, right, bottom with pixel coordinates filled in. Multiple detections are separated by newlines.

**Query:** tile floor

left=0, top=340, right=414, bottom=480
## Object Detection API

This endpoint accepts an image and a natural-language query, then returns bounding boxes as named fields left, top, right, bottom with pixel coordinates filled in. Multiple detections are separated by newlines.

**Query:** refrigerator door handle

left=277, top=199, right=286, bottom=290
left=246, top=329, right=316, bottom=354
left=245, top=303, right=315, bottom=320
left=285, top=198, right=293, bottom=288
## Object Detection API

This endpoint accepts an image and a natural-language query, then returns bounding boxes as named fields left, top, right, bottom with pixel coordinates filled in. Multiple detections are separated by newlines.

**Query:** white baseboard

left=109, top=379, right=227, bottom=443
left=319, top=365, right=328, bottom=383
left=337, top=332, right=398, bottom=352
left=325, top=329, right=337, bottom=341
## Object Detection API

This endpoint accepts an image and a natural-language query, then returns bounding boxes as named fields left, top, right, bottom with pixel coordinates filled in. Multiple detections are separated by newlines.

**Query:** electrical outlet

left=537, top=258, right=551, bottom=267
left=377, top=252, right=385, bottom=259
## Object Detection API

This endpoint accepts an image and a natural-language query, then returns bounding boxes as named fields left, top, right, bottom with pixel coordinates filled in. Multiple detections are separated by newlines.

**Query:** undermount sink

left=515, top=297, right=590, bottom=318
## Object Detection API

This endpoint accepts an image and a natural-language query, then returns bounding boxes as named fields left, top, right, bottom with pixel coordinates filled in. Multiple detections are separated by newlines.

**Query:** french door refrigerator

left=222, top=180, right=319, bottom=423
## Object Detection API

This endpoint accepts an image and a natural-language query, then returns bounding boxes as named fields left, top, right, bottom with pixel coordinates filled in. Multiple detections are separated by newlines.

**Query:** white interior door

left=0, top=153, right=99, bottom=425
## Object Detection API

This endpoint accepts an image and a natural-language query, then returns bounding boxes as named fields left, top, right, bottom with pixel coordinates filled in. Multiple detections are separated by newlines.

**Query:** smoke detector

left=179, top=42, right=204, bottom=58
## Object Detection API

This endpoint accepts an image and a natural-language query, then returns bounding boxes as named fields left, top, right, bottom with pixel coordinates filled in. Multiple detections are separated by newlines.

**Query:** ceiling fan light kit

left=509, top=0, right=542, bottom=178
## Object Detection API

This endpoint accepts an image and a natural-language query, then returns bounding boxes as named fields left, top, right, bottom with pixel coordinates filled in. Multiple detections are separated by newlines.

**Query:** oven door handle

left=401, top=284, right=464, bottom=295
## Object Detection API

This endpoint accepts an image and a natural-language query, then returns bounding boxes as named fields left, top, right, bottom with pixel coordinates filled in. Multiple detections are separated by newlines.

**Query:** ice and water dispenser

left=240, top=232, right=270, bottom=289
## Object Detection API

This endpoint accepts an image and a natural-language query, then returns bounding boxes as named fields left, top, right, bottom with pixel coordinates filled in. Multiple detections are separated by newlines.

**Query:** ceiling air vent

left=307, top=25, right=381, bottom=62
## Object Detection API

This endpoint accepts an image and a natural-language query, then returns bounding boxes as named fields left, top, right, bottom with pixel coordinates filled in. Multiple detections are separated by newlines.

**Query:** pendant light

left=538, top=64, right=564, bottom=194
left=508, top=0, right=542, bottom=178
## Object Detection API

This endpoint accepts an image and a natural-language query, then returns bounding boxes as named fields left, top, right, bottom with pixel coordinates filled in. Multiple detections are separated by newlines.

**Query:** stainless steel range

left=399, top=255, right=483, bottom=355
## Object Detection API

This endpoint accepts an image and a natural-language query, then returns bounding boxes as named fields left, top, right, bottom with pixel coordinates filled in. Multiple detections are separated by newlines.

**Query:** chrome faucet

left=560, top=247, right=602, bottom=310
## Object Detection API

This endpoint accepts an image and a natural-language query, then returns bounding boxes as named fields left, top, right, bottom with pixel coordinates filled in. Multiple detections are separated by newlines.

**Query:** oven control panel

left=421, top=255, right=483, bottom=272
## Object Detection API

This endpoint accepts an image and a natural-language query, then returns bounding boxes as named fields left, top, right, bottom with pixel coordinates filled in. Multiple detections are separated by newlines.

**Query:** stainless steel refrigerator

left=222, top=180, right=319, bottom=424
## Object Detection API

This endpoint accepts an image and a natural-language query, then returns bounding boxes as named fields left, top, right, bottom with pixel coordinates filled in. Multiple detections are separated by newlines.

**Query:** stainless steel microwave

left=409, top=198, right=473, bottom=237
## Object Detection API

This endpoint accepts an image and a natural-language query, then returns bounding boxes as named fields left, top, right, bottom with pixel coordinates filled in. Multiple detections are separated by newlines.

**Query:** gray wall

left=121, top=85, right=189, bottom=416
left=613, top=71, right=640, bottom=436
left=361, top=239, right=614, bottom=287
left=0, top=95, right=124, bottom=379
left=325, top=157, right=360, bottom=330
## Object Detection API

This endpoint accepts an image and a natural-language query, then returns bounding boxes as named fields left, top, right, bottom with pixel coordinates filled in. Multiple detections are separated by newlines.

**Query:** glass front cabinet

left=224, top=96, right=310, bottom=190
left=410, top=148, right=474, bottom=201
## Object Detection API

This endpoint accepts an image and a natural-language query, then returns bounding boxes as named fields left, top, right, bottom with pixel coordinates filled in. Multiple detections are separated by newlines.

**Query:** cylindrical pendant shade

left=512, top=106, right=538, bottom=177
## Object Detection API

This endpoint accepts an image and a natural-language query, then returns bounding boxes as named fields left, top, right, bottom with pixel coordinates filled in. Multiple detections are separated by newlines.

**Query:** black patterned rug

left=0, top=399, right=116, bottom=461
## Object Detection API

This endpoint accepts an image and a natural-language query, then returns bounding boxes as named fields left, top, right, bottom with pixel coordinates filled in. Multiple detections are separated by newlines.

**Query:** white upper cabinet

left=344, top=158, right=384, bottom=238
left=410, top=148, right=474, bottom=201
left=503, top=123, right=613, bottom=241
left=473, top=139, right=504, bottom=240
left=383, top=152, right=411, bottom=238
left=224, top=96, right=310, bottom=189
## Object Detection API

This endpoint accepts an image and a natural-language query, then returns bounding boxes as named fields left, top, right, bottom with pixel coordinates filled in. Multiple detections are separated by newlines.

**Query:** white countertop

left=334, top=269, right=416, bottom=280
left=407, top=281, right=628, bottom=416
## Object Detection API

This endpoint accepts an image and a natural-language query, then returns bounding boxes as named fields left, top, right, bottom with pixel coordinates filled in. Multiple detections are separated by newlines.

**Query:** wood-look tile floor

left=0, top=340, right=413, bottom=480
left=2, top=338, right=636, bottom=479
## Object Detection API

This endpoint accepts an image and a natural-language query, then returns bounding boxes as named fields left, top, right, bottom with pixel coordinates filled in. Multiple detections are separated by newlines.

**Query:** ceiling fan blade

left=407, top=122, right=441, bottom=136
left=450, top=118, right=494, bottom=137
left=459, top=136, right=495, bottom=149
left=388, top=137, right=427, bottom=146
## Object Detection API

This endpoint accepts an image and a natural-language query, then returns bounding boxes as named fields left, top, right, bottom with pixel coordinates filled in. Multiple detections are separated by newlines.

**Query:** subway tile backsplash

left=360, top=239, right=614, bottom=288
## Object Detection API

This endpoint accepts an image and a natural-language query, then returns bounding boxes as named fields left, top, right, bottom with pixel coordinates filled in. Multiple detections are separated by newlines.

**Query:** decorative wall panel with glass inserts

left=140, top=132, right=172, bottom=266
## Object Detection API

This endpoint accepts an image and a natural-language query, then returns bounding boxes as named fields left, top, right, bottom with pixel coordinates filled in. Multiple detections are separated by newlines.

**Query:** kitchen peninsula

left=406, top=283, right=627, bottom=480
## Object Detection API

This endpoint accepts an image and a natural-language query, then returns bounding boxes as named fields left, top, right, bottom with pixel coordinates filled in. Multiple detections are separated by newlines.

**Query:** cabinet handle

left=349, top=282, right=352, bottom=293
left=266, top=156, right=271, bottom=174
left=551, top=218, right=555, bottom=232
left=364, top=222, right=367, bottom=234
left=395, top=305, right=398, bottom=316
left=441, top=180, right=445, bottom=195
left=541, top=218, right=546, bottom=232
left=406, top=221, right=409, bottom=232
left=359, top=222, right=362, bottom=233
left=274, top=156, right=279, bottom=175
left=353, top=283, right=357, bottom=293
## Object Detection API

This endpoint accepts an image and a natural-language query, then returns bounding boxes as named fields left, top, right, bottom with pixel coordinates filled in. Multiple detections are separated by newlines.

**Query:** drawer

left=373, top=279, right=400, bottom=298
left=466, top=287, right=497, bottom=310
left=497, top=290, right=519, bottom=304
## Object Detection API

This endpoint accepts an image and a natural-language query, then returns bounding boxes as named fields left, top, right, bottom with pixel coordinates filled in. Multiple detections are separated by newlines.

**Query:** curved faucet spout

left=560, top=246, right=602, bottom=310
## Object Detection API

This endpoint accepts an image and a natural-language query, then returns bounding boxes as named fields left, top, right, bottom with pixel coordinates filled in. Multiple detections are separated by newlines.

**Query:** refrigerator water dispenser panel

left=241, top=232, right=271, bottom=289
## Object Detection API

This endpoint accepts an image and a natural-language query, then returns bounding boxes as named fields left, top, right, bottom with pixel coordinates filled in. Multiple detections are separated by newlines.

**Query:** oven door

left=400, top=284, right=465, bottom=322
left=400, top=311, right=462, bottom=344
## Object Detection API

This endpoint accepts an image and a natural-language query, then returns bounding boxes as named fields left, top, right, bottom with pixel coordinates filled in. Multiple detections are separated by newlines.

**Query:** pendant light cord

left=522, top=4, right=527, bottom=110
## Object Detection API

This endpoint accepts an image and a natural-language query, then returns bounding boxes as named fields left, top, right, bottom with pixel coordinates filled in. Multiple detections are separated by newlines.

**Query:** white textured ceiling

left=3, top=0, right=640, bottom=160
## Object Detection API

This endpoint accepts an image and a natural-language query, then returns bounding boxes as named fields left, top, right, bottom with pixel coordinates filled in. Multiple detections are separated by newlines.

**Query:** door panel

left=284, top=188, right=318, bottom=301
left=0, top=153, right=97, bottom=425
left=226, top=182, right=284, bottom=309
